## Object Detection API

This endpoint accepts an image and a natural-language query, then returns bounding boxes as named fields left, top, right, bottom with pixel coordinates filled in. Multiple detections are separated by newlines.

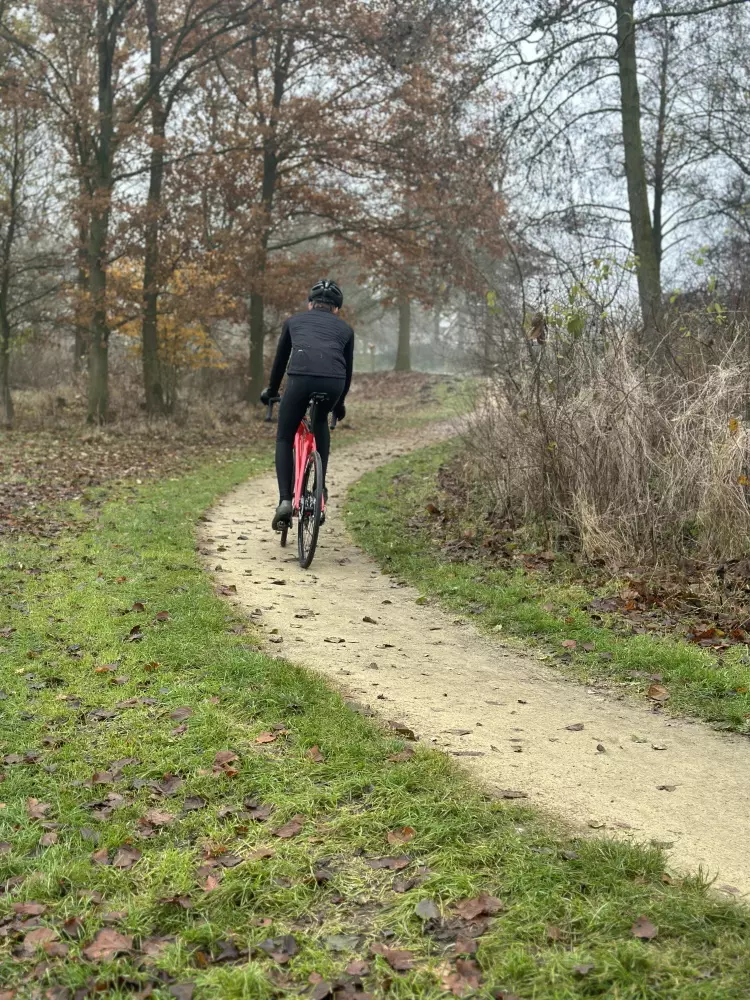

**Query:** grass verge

left=346, top=444, right=750, bottom=736
left=0, top=448, right=749, bottom=999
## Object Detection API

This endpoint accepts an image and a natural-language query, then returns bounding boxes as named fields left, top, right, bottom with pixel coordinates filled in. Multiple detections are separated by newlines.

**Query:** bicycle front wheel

left=298, top=450, right=323, bottom=569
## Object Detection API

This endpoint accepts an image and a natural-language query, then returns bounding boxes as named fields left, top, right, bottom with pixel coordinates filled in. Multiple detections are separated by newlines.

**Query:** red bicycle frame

left=292, top=416, right=326, bottom=519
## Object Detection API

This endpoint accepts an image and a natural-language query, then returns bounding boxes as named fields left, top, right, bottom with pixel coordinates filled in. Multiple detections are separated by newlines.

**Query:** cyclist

left=260, top=279, right=353, bottom=530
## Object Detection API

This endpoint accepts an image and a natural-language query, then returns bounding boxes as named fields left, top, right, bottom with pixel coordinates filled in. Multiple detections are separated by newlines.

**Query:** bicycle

left=265, top=393, right=338, bottom=569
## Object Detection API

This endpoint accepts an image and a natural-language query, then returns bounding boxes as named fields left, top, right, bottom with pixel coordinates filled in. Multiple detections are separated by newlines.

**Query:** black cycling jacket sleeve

left=268, top=321, right=291, bottom=395
left=341, top=332, right=354, bottom=401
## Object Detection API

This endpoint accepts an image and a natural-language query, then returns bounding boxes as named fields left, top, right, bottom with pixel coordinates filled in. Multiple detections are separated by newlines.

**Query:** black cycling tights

left=275, top=375, right=345, bottom=501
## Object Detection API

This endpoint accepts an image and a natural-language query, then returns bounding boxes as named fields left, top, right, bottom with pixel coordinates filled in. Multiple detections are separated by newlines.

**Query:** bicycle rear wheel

left=298, top=450, right=323, bottom=569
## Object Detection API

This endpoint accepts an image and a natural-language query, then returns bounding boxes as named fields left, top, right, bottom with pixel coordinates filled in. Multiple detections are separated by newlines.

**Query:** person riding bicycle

left=260, top=279, right=353, bottom=531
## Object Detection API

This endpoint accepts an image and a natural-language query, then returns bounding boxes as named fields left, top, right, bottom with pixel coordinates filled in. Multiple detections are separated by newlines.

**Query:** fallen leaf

left=95, top=664, right=118, bottom=674
left=142, top=935, right=175, bottom=958
left=92, top=847, right=110, bottom=865
left=143, top=661, right=160, bottom=672
left=26, top=798, right=51, bottom=820
left=631, top=916, right=658, bottom=940
left=565, top=723, right=585, bottom=732
left=142, top=809, right=175, bottom=827
left=160, top=894, right=193, bottom=909
left=498, top=789, right=527, bottom=799
left=182, top=796, right=207, bottom=812
left=170, top=707, right=193, bottom=722
left=62, top=917, right=85, bottom=939
left=307, top=745, right=325, bottom=763
left=258, top=935, right=298, bottom=963
left=652, top=744, right=668, bottom=751
left=388, top=721, right=417, bottom=740
left=168, top=986, right=195, bottom=1000
left=371, top=943, right=414, bottom=971
left=131, top=602, right=146, bottom=612
left=214, top=750, right=239, bottom=766
left=248, top=847, right=275, bottom=861
left=272, top=815, right=305, bottom=839
left=39, top=831, right=58, bottom=847
left=203, top=874, right=221, bottom=893
left=366, top=855, right=411, bottom=870
left=20, top=927, right=58, bottom=956
left=13, top=901, right=47, bottom=916
left=561, top=639, right=577, bottom=649
left=346, top=959, right=370, bottom=976
left=44, top=940, right=70, bottom=958
left=657, top=784, right=677, bottom=792
left=415, top=898, right=440, bottom=921
left=244, top=801, right=274, bottom=822
left=647, top=683, right=670, bottom=702
left=154, top=611, right=171, bottom=622
left=254, top=732, right=277, bottom=744
left=387, top=827, right=415, bottom=846
left=82, top=928, right=133, bottom=961
left=363, top=616, right=378, bottom=624
left=124, top=626, right=144, bottom=643
left=440, top=957, right=483, bottom=996
left=112, top=846, right=142, bottom=870
left=388, top=748, right=415, bottom=763
left=325, top=934, right=360, bottom=952
left=454, top=937, right=478, bottom=955
left=456, top=892, right=504, bottom=920
left=156, top=774, right=183, bottom=796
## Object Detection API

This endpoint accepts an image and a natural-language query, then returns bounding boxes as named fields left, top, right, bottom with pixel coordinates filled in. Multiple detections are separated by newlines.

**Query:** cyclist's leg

left=275, top=377, right=309, bottom=502
left=310, top=377, right=345, bottom=488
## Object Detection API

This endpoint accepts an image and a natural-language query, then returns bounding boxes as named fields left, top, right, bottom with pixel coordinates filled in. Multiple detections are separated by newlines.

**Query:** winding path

left=201, top=426, right=750, bottom=898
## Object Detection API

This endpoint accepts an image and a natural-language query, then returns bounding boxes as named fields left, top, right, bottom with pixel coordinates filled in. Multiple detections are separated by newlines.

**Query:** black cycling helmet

left=309, top=278, right=343, bottom=309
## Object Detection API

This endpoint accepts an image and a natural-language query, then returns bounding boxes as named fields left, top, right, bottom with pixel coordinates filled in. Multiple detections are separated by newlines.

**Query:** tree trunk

left=74, top=208, right=89, bottom=372
left=142, top=0, right=166, bottom=415
left=652, top=23, right=670, bottom=271
left=248, top=285, right=266, bottom=402
left=614, top=0, right=662, bottom=342
left=86, top=0, right=116, bottom=424
left=396, top=291, right=411, bottom=371
left=0, top=316, right=12, bottom=429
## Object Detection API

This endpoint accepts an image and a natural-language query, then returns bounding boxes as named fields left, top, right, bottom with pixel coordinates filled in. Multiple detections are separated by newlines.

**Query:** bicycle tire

left=298, top=450, right=323, bottom=569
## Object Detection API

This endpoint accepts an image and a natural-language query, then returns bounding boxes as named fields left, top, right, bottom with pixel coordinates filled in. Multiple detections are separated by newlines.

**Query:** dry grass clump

left=470, top=327, right=750, bottom=568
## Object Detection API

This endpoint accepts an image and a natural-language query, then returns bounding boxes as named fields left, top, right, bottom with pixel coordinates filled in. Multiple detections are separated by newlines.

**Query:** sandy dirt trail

left=201, top=426, right=750, bottom=897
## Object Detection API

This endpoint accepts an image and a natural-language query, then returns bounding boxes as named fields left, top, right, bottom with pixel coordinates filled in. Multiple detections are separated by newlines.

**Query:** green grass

left=0, top=448, right=749, bottom=998
left=346, top=444, right=750, bottom=737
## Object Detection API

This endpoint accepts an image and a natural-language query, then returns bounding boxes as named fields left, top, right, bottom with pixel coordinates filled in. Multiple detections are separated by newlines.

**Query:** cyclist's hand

left=260, top=387, right=272, bottom=406
left=333, top=401, right=346, bottom=421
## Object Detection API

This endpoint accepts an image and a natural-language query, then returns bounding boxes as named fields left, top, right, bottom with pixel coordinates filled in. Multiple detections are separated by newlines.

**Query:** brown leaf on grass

left=26, top=798, right=51, bottom=820
left=92, top=770, right=117, bottom=785
left=172, top=724, right=188, bottom=737
left=244, top=801, right=274, bottom=822
left=415, top=899, right=440, bottom=921
left=366, top=856, right=411, bottom=871
left=182, top=796, right=207, bottom=812
left=439, top=958, right=483, bottom=996
left=272, top=815, right=305, bottom=839
left=112, top=846, right=141, bottom=870
left=254, top=732, right=277, bottom=744
left=388, top=747, right=415, bottom=763
left=141, top=809, right=174, bottom=827
left=203, top=874, right=221, bottom=893
left=388, top=721, right=417, bottom=740
left=546, top=925, right=563, bottom=941
left=62, top=917, right=85, bottom=939
left=631, top=916, right=658, bottom=940
left=143, top=661, right=160, bottom=672
left=647, top=683, right=670, bottom=702
left=561, top=639, right=577, bottom=650
left=248, top=847, right=275, bottom=862
left=307, top=745, right=325, bottom=763
left=141, top=935, right=175, bottom=958
left=346, top=959, right=370, bottom=976
left=13, top=901, right=47, bottom=916
left=82, top=928, right=133, bottom=961
left=454, top=937, right=478, bottom=955
left=131, top=602, right=146, bottom=613
left=20, top=927, right=59, bottom=956
left=455, top=892, right=504, bottom=920
left=124, top=626, right=144, bottom=643
left=214, top=751, right=238, bottom=766
left=170, top=707, right=193, bottom=722
left=154, top=611, right=171, bottom=622
left=95, top=664, right=118, bottom=674
left=44, top=940, right=70, bottom=958
left=156, top=774, right=183, bottom=796
left=371, top=943, right=414, bottom=971
left=258, top=935, right=298, bottom=963
left=160, top=894, right=193, bottom=909
left=92, top=847, right=110, bottom=865
left=387, top=827, right=415, bottom=846
left=39, top=831, right=58, bottom=847
left=168, top=986, right=195, bottom=1000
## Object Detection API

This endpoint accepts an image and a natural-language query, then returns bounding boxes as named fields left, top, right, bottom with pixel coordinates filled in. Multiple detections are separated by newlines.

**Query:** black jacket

left=268, top=308, right=354, bottom=398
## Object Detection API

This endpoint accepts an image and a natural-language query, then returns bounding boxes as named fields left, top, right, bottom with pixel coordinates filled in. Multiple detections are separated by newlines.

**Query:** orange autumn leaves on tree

left=109, top=261, right=227, bottom=372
